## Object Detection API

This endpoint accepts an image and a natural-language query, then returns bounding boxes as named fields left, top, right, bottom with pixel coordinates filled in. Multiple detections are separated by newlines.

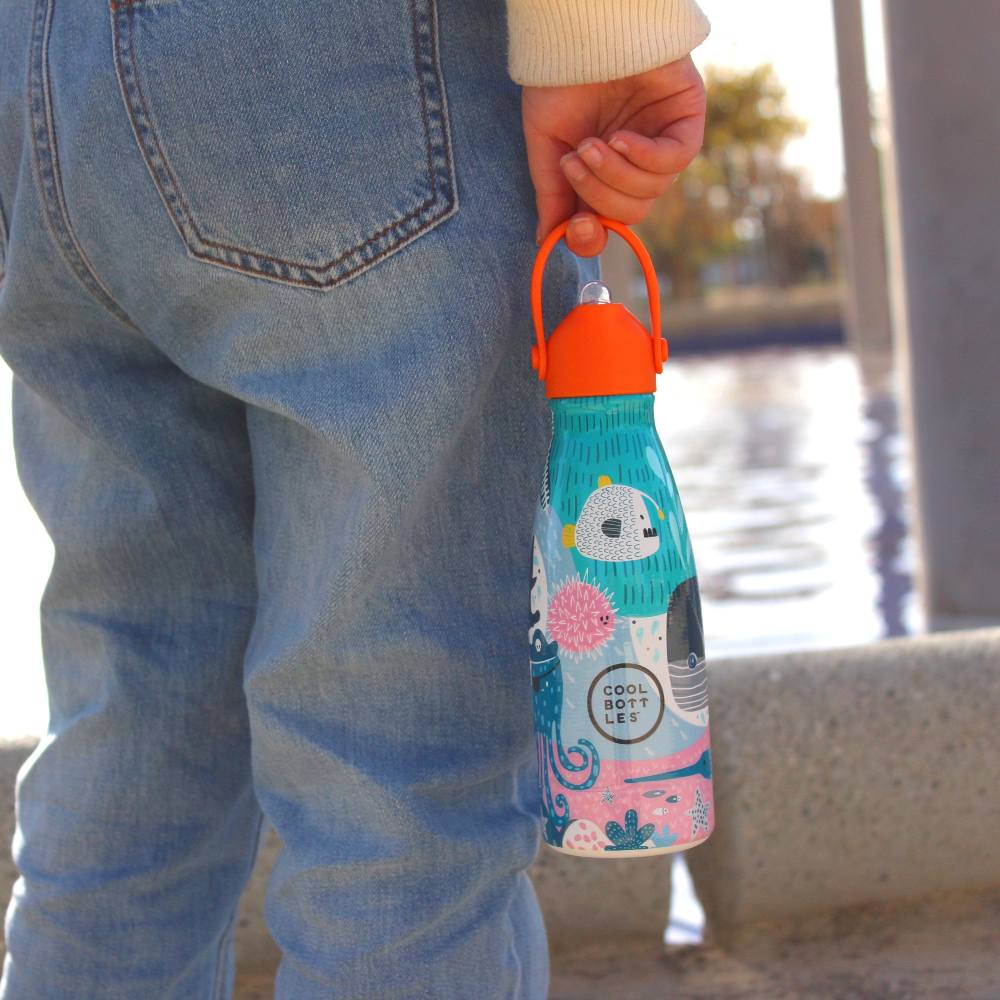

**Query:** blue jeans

left=0, top=0, right=590, bottom=996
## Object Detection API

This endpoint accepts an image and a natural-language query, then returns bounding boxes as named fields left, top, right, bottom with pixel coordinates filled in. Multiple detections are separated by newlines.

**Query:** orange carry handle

left=530, top=217, right=666, bottom=381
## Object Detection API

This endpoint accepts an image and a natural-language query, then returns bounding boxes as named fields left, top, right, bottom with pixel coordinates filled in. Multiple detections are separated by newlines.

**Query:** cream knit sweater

left=507, top=0, right=710, bottom=86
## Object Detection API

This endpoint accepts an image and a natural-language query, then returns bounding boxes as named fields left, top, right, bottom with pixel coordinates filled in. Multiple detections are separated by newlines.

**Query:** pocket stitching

left=109, top=0, right=458, bottom=291
left=29, top=0, right=136, bottom=324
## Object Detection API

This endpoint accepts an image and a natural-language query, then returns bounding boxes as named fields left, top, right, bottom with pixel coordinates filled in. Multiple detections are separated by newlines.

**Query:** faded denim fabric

left=0, top=0, right=591, bottom=996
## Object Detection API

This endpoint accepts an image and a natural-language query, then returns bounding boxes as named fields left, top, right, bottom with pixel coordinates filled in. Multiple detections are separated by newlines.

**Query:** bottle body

left=530, top=394, right=713, bottom=857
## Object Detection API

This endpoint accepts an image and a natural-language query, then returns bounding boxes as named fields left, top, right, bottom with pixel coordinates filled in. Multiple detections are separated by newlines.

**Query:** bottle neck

left=550, top=394, right=655, bottom=435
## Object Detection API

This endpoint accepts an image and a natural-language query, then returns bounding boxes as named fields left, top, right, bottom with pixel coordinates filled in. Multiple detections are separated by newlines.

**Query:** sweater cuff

left=507, top=0, right=710, bottom=86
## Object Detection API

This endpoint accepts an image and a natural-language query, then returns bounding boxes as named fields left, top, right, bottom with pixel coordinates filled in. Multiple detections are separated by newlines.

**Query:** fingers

left=524, top=131, right=612, bottom=256
left=557, top=116, right=704, bottom=240
left=564, top=212, right=608, bottom=257
left=559, top=148, right=661, bottom=226
left=608, top=117, right=704, bottom=176
left=528, top=110, right=704, bottom=253
left=548, top=124, right=704, bottom=254
left=534, top=180, right=577, bottom=247
left=524, top=129, right=578, bottom=244
left=577, top=138, right=674, bottom=200
left=522, top=56, right=707, bottom=249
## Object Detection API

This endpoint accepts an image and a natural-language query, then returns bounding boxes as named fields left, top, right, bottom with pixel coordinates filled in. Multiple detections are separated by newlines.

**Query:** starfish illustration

left=600, top=786, right=615, bottom=806
left=685, top=787, right=711, bottom=838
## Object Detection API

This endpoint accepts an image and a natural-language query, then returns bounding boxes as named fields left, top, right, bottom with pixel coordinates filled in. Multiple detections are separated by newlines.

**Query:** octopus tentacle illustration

left=538, top=762, right=570, bottom=844
left=546, top=726, right=599, bottom=786
left=530, top=627, right=601, bottom=841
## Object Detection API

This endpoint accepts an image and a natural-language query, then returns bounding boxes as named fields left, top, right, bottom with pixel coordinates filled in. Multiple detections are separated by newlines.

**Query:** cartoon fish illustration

left=643, top=791, right=680, bottom=802
left=562, top=476, right=665, bottom=563
left=667, top=652, right=709, bottom=718
left=651, top=805, right=678, bottom=816
left=627, top=577, right=709, bottom=726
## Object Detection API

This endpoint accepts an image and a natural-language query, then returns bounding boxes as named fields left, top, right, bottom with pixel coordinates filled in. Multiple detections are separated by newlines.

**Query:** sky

left=695, top=0, right=887, bottom=200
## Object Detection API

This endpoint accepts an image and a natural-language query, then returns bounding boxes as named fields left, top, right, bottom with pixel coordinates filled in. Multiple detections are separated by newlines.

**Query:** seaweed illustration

left=604, top=809, right=655, bottom=851
left=651, top=824, right=679, bottom=849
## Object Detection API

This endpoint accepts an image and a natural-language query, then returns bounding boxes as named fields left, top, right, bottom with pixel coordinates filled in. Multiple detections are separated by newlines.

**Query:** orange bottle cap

left=530, top=217, right=668, bottom=399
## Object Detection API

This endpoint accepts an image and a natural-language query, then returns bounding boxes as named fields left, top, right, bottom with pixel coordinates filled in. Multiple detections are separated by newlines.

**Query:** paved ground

left=233, top=890, right=1000, bottom=1000
left=548, top=890, right=1000, bottom=1000
left=234, top=975, right=272, bottom=1000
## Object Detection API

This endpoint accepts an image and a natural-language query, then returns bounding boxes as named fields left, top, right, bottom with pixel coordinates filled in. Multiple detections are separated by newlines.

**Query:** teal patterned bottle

left=528, top=220, right=713, bottom=857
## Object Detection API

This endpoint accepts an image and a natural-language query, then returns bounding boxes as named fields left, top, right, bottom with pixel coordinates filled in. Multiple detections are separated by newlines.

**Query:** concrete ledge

left=687, top=628, right=1000, bottom=938
left=5, top=628, right=999, bottom=987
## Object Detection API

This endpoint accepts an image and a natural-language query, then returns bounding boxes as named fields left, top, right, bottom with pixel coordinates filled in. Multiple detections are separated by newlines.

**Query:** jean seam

left=0, top=196, right=7, bottom=283
left=28, top=0, right=137, bottom=327
left=210, top=811, right=266, bottom=1000
left=109, top=0, right=458, bottom=291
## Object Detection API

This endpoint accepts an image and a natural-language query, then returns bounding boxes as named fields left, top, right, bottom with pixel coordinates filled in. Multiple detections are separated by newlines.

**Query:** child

left=0, top=1, right=708, bottom=996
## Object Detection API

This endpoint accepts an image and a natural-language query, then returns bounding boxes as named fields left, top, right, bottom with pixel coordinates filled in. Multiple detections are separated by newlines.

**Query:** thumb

left=524, top=130, right=577, bottom=244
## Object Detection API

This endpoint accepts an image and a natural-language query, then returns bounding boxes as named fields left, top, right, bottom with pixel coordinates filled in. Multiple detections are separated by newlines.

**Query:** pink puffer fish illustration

left=547, top=577, right=617, bottom=655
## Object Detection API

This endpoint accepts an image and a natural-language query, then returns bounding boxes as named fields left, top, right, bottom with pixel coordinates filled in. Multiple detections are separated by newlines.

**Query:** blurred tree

left=704, top=63, right=804, bottom=153
left=640, top=64, right=838, bottom=300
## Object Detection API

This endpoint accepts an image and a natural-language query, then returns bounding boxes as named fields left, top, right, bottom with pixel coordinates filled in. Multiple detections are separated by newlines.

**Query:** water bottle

left=528, top=218, right=713, bottom=857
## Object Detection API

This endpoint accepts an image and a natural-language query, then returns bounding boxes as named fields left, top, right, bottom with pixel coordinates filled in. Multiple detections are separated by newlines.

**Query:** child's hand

left=522, top=57, right=706, bottom=257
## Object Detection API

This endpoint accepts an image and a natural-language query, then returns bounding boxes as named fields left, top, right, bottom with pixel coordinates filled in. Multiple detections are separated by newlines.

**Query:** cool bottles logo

left=587, top=664, right=665, bottom=744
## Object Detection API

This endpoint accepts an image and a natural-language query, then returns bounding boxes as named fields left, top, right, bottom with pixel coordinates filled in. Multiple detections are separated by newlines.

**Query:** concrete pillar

left=832, top=0, right=893, bottom=354
left=882, top=0, right=1000, bottom=626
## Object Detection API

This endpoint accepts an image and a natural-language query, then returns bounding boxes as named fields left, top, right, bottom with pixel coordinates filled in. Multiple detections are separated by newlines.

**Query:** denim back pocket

left=110, top=0, right=456, bottom=290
